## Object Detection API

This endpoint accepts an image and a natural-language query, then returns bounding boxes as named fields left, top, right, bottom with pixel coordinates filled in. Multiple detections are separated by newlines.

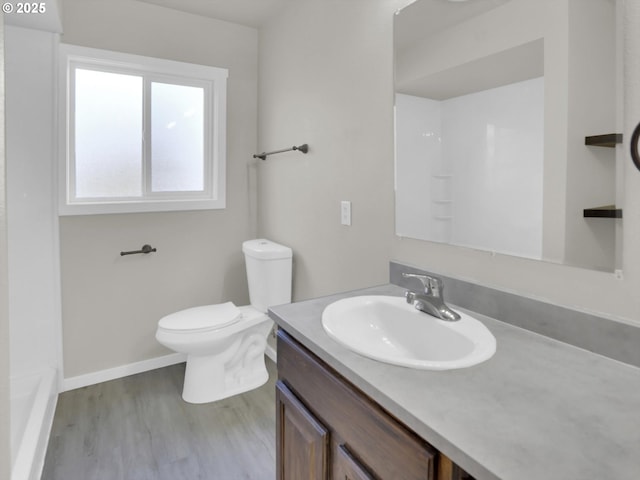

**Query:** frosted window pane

left=151, top=82, right=204, bottom=192
left=74, top=69, right=143, bottom=198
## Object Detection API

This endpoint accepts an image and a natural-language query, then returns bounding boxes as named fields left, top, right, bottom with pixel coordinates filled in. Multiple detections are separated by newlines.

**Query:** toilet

left=156, top=239, right=292, bottom=404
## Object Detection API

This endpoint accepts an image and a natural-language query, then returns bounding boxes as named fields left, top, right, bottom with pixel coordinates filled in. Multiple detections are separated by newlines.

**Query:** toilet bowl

left=155, top=239, right=293, bottom=404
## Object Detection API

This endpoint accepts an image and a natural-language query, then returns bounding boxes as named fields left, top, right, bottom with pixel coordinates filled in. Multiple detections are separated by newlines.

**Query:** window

left=59, top=45, right=228, bottom=215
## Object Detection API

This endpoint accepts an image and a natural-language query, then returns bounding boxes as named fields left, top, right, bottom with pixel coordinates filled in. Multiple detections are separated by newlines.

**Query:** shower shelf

left=582, top=134, right=622, bottom=218
left=584, top=133, right=622, bottom=148
left=583, top=205, right=622, bottom=218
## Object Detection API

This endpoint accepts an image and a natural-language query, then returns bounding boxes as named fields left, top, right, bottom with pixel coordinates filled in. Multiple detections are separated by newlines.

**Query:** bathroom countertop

left=268, top=284, right=640, bottom=480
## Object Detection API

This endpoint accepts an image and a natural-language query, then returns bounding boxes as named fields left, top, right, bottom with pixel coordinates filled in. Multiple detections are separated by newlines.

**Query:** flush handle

left=120, top=244, right=157, bottom=256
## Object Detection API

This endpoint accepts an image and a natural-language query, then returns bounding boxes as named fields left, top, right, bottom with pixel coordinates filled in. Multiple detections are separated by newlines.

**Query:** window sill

left=58, top=197, right=225, bottom=216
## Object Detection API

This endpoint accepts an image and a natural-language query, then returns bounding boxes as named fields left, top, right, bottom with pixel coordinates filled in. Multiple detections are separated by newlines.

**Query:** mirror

left=394, top=0, right=623, bottom=272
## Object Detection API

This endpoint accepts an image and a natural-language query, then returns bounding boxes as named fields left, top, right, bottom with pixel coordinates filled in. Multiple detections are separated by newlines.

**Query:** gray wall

left=0, top=17, right=11, bottom=480
left=257, top=0, right=396, bottom=301
left=59, top=0, right=259, bottom=378
left=5, top=24, right=61, bottom=385
left=258, top=0, right=640, bottom=324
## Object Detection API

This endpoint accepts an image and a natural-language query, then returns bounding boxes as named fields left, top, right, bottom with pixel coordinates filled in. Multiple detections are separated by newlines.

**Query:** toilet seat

left=158, top=302, right=242, bottom=334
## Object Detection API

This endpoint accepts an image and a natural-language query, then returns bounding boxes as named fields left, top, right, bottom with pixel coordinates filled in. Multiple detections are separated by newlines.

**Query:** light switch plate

left=341, top=201, right=351, bottom=226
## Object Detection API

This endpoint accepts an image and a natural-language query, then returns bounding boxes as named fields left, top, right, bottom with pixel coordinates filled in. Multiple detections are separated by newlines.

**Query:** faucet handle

left=405, top=290, right=416, bottom=304
left=402, top=273, right=443, bottom=296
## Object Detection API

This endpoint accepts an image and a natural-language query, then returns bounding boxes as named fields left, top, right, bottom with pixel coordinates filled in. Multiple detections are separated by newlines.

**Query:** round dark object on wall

left=632, top=121, right=640, bottom=172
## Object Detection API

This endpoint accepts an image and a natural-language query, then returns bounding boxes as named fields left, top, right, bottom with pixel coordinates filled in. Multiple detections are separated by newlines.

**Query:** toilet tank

left=242, top=239, right=293, bottom=313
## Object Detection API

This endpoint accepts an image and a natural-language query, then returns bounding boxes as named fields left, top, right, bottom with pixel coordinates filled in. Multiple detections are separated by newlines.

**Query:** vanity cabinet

left=276, top=329, right=475, bottom=480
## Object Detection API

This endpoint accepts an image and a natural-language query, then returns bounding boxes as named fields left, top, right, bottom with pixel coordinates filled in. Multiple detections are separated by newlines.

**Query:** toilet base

left=181, top=330, right=270, bottom=404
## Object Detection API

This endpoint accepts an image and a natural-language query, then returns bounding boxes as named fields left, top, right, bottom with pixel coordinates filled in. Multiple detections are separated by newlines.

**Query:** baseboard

left=62, top=353, right=187, bottom=392
left=62, top=347, right=278, bottom=392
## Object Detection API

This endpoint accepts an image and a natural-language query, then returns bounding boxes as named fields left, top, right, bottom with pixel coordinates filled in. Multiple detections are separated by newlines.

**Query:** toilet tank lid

left=243, top=239, right=292, bottom=260
left=158, top=302, right=241, bottom=332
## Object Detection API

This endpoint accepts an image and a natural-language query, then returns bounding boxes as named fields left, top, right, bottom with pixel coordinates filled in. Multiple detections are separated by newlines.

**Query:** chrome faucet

left=402, top=273, right=461, bottom=321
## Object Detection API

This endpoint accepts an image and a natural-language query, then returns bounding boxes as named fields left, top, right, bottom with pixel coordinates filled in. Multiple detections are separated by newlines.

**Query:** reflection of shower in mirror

left=394, top=0, right=622, bottom=273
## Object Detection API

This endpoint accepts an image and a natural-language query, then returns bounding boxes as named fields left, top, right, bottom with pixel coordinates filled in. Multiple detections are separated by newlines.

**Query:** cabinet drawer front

left=278, top=330, right=435, bottom=480
left=335, top=444, right=376, bottom=480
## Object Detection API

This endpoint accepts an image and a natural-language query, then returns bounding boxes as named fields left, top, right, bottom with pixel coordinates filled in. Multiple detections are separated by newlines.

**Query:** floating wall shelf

left=582, top=134, right=622, bottom=219
left=583, top=205, right=622, bottom=218
left=584, top=133, right=623, bottom=148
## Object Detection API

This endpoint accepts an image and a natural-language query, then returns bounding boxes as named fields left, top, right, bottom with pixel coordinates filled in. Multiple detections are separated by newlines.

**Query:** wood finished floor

left=42, top=360, right=276, bottom=480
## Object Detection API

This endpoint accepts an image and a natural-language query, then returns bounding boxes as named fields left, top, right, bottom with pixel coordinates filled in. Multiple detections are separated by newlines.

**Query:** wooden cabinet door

left=334, top=444, right=376, bottom=480
left=276, top=380, right=329, bottom=480
left=437, top=454, right=475, bottom=480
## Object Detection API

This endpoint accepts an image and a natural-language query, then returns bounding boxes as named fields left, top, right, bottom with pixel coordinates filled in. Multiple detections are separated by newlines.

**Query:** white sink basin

left=321, top=295, right=496, bottom=370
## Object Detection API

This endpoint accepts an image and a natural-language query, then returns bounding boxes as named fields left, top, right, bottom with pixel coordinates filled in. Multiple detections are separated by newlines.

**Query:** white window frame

left=58, top=44, right=228, bottom=215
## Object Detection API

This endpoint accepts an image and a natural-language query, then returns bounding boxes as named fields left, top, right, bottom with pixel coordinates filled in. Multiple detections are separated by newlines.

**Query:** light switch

left=341, top=201, right=351, bottom=226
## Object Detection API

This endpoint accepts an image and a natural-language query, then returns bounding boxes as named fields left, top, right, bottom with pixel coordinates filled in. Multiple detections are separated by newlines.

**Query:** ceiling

left=4, top=0, right=62, bottom=32
left=134, top=0, right=292, bottom=28
left=394, top=0, right=510, bottom=52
